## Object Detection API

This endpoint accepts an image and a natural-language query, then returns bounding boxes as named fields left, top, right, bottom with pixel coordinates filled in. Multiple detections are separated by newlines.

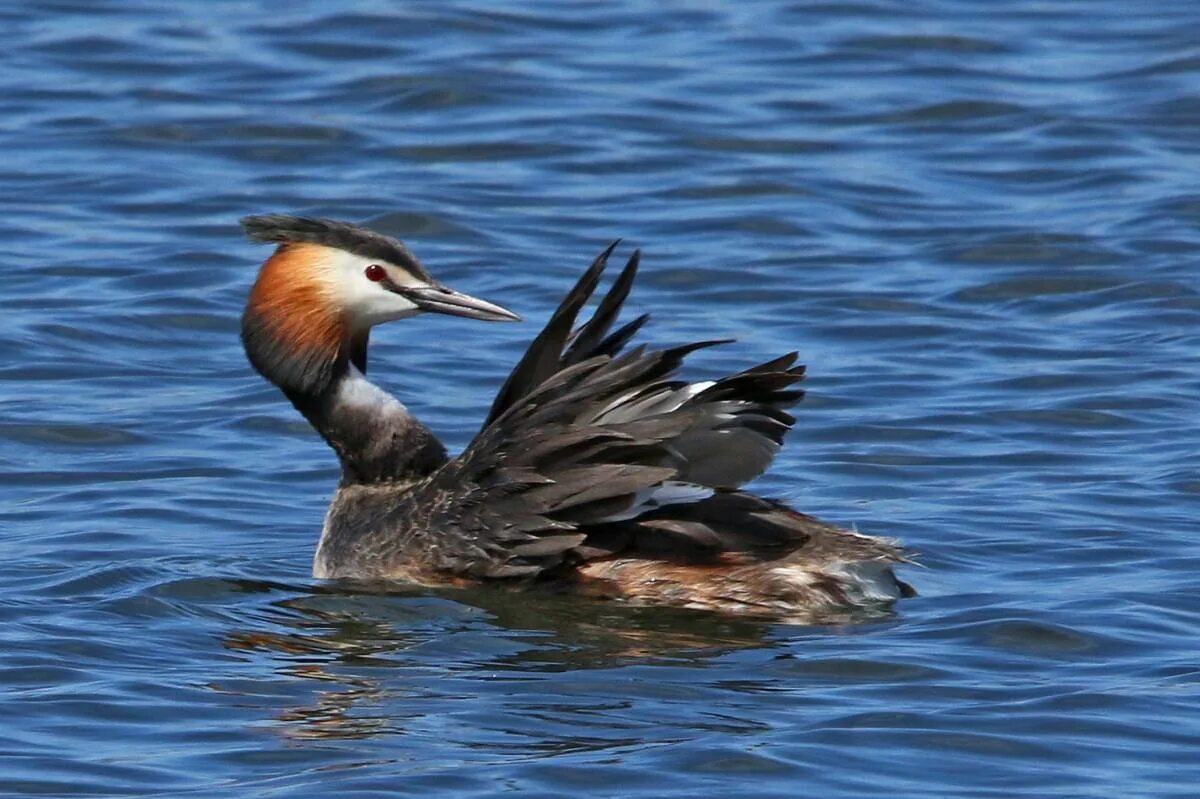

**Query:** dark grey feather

left=484, top=240, right=619, bottom=426
left=563, top=249, right=640, bottom=365
left=241, top=214, right=433, bottom=281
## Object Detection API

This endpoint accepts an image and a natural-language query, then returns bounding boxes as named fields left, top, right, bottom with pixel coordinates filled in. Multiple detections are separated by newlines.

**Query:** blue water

left=2, top=1, right=1198, bottom=796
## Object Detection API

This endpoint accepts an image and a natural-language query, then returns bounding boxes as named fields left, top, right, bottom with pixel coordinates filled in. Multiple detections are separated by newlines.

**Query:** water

left=2, top=1, right=1198, bottom=795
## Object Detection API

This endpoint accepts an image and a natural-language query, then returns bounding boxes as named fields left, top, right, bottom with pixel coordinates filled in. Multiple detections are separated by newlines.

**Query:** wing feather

left=351, top=244, right=813, bottom=580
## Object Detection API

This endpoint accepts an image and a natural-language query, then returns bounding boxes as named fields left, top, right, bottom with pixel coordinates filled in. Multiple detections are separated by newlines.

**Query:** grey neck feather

left=287, top=366, right=448, bottom=485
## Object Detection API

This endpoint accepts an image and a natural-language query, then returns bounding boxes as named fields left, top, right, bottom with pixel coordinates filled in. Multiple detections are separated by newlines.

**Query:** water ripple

left=1, top=0, right=1199, bottom=796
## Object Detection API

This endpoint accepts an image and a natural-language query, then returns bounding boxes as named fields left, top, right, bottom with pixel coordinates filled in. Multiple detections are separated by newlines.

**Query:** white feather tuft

left=773, top=561, right=904, bottom=603
left=601, top=480, right=714, bottom=522
left=336, top=366, right=410, bottom=414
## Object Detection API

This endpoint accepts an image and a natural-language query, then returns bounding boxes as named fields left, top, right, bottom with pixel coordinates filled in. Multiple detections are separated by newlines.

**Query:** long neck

left=286, top=366, right=448, bottom=485
left=242, top=289, right=447, bottom=484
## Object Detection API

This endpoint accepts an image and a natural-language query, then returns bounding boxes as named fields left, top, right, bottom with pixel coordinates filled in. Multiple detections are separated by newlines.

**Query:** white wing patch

left=601, top=480, right=715, bottom=522
left=589, top=381, right=715, bottom=424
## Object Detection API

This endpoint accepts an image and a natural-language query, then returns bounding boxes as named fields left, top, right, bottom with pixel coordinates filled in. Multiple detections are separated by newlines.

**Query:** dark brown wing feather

left=484, top=240, right=622, bottom=426
left=332, top=244, right=831, bottom=581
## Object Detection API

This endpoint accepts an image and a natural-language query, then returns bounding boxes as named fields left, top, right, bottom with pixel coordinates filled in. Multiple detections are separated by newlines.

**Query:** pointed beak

left=399, top=284, right=521, bottom=322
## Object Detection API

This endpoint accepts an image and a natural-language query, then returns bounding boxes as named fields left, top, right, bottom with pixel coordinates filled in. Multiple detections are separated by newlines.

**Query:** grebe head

left=240, top=214, right=519, bottom=396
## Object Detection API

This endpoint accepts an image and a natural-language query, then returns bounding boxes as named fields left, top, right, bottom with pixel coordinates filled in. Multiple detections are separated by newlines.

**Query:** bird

left=240, top=215, right=914, bottom=621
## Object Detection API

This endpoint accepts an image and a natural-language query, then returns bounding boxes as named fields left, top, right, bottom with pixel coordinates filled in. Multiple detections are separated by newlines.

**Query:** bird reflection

left=217, top=579, right=890, bottom=743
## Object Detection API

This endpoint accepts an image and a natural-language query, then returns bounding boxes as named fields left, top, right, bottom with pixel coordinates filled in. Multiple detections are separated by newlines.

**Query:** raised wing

left=348, top=245, right=808, bottom=580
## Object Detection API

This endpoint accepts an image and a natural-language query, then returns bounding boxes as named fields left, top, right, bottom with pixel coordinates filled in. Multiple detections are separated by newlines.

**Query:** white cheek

left=330, top=252, right=426, bottom=325
left=357, top=292, right=419, bottom=325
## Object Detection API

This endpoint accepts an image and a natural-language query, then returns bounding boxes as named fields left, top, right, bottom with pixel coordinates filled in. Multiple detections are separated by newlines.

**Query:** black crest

left=241, top=214, right=433, bottom=281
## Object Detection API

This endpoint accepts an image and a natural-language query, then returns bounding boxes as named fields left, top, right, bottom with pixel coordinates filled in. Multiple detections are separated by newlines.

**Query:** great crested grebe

left=241, top=215, right=913, bottom=620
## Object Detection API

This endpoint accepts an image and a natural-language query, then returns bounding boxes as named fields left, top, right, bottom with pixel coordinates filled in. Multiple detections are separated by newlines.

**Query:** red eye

left=364, top=264, right=386, bottom=282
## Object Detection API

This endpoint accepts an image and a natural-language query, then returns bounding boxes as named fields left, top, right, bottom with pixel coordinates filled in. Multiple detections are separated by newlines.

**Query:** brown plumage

left=244, top=243, right=348, bottom=396
left=240, top=215, right=914, bottom=622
